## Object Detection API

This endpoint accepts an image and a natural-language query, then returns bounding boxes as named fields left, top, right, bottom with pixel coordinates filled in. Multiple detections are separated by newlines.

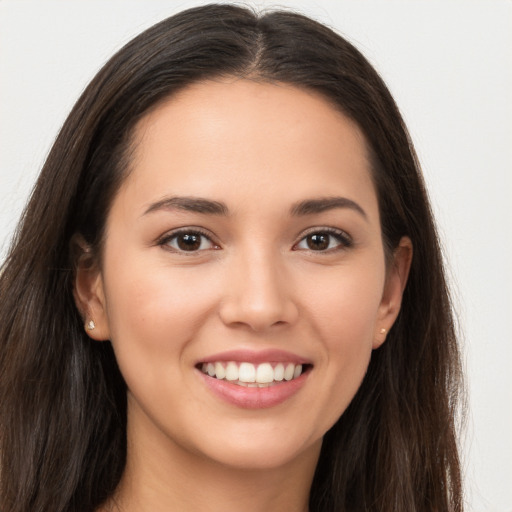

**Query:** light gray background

left=1, top=1, right=511, bottom=510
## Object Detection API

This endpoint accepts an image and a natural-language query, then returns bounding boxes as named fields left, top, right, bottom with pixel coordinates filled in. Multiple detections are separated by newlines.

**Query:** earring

left=86, top=320, right=96, bottom=331
left=380, top=328, right=387, bottom=334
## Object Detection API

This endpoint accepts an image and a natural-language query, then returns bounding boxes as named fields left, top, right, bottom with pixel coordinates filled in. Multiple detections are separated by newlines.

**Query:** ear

left=373, top=236, right=413, bottom=348
left=72, top=235, right=110, bottom=341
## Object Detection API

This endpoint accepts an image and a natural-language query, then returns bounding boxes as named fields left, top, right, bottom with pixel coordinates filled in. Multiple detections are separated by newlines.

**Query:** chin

left=192, top=426, right=323, bottom=472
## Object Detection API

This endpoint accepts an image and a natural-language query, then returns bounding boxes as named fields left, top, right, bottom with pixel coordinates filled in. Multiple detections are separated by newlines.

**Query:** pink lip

left=198, top=368, right=310, bottom=409
left=198, top=349, right=311, bottom=365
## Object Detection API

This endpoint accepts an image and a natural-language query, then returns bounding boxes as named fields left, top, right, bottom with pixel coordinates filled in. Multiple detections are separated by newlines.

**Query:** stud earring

left=380, top=328, right=387, bottom=334
left=86, top=320, right=96, bottom=331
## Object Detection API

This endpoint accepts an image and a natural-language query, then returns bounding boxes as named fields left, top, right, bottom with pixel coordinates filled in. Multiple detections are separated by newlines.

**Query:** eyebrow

left=290, top=197, right=367, bottom=219
left=143, top=196, right=229, bottom=216
left=143, top=195, right=367, bottom=220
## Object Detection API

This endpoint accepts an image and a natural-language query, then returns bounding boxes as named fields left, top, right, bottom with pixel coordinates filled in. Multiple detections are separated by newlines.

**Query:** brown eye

left=295, top=229, right=352, bottom=252
left=177, top=233, right=202, bottom=251
left=306, top=233, right=329, bottom=250
left=163, top=231, right=216, bottom=252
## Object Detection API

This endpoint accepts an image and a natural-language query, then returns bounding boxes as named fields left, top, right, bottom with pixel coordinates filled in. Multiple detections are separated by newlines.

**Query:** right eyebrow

left=142, top=196, right=229, bottom=217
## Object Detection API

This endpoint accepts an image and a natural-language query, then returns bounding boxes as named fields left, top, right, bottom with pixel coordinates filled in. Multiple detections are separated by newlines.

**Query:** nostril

left=218, top=301, right=299, bottom=332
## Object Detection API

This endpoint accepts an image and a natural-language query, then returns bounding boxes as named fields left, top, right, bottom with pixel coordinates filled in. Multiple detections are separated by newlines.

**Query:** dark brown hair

left=0, top=4, right=464, bottom=511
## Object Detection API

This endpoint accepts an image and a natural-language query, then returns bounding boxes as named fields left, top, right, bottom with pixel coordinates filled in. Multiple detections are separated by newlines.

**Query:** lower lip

left=198, top=370, right=309, bottom=409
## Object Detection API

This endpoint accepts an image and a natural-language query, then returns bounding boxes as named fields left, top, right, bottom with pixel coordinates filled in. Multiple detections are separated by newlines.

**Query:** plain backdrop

left=0, top=1, right=511, bottom=510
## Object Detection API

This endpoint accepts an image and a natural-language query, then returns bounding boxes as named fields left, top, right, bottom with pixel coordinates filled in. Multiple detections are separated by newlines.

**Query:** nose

left=218, top=249, right=299, bottom=332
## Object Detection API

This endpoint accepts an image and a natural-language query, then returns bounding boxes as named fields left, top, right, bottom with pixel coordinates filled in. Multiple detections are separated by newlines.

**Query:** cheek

left=102, top=255, right=222, bottom=366
left=304, top=260, right=385, bottom=344
left=300, top=262, right=385, bottom=424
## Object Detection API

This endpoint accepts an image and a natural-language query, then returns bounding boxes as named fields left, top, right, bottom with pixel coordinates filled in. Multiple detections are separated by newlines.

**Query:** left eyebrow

left=290, top=197, right=367, bottom=220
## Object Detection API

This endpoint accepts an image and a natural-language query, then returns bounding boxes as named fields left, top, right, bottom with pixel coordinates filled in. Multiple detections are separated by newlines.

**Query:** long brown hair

left=0, top=4, right=464, bottom=511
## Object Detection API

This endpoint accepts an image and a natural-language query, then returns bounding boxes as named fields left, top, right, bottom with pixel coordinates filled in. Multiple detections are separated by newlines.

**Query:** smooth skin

left=75, top=79, right=412, bottom=512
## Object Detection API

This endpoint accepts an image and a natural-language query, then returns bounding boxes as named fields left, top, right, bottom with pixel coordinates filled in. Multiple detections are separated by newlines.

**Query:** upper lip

left=197, top=349, right=312, bottom=366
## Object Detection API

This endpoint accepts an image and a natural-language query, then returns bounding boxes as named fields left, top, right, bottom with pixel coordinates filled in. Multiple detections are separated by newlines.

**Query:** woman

left=0, top=4, right=463, bottom=511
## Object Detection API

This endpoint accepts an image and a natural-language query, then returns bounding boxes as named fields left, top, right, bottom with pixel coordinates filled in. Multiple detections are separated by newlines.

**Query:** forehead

left=119, top=79, right=378, bottom=219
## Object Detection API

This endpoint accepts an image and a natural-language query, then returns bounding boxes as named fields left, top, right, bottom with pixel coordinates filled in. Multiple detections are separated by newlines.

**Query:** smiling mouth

left=198, top=361, right=311, bottom=388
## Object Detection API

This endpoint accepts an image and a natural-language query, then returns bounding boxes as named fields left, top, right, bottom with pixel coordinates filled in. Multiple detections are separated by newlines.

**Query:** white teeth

left=214, top=362, right=226, bottom=380
left=239, top=362, right=256, bottom=383
left=274, top=363, right=284, bottom=381
left=256, top=362, right=274, bottom=383
left=284, top=363, right=295, bottom=381
left=201, top=361, right=305, bottom=383
left=225, top=362, right=239, bottom=381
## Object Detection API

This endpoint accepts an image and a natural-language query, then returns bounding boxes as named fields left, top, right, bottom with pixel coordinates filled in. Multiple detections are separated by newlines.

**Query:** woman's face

left=79, top=79, right=409, bottom=471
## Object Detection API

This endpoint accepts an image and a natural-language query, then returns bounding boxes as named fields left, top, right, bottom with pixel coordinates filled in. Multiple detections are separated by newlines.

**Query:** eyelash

left=157, top=227, right=353, bottom=254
